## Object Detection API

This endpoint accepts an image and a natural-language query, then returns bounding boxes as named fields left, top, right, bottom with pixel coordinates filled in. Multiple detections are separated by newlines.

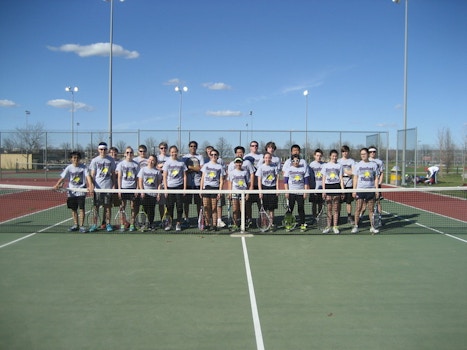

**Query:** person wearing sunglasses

left=283, top=154, right=310, bottom=232
left=163, top=145, right=188, bottom=231
left=309, top=148, right=326, bottom=224
left=116, top=147, right=140, bottom=232
left=156, top=142, right=170, bottom=223
left=205, top=145, right=227, bottom=228
left=352, top=147, right=380, bottom=234
left=199, top=149, right=225, bottom=231
left=368, top=146, right=385, bottom=214
left=88, top=141, right=117, bottom=232
left=182, top=141, right=204, bottom=228
left=134, top=144, right=149, bottom=168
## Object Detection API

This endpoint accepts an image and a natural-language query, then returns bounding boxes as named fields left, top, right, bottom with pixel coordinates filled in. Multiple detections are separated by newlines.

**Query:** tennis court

left=1, top=186, right=466, bottom=349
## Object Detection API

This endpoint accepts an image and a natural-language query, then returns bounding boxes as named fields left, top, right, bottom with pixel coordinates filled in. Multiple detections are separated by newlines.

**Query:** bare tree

left=3, top=122, right=45, bottom=151
left=144, top=136, right=157, bottom=154
left=437, top=127, right=455, bottom=173
left=215, top=136, right=233, bottom=159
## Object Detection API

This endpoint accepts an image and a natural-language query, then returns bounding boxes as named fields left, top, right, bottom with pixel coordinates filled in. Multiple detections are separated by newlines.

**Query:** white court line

left=0, top=217, right=71, bottom=249
left=385, top=210, right=467, bottom=244
left=241, top=236, right=265, bottom=350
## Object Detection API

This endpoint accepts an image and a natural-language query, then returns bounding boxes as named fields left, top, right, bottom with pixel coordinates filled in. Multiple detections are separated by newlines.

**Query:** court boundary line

left=241, top=236, right=265, bottom=350
left=384, top=210, right=467, bottom=244
left=0, top=217, right=71, bottom=249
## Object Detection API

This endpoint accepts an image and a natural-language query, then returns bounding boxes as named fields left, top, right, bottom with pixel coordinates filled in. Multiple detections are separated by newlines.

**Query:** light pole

left=76, top=122, right=80, bottom=149
left=303, top=90, right=309, bottom=161
left=393, top=0, right=408, bottom=184
left=25, top=110, right=30, bottom=126
left=65, top=86, right=79, bottom=150
left=106, top=0, right=125, bottom=147
left=174, top=86, right=188, bottom=150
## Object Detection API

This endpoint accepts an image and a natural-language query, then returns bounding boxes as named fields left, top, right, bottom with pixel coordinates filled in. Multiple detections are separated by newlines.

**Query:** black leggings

left=289, top=194, right=305, bottom=225
left=142, top=195, right=157, bottom=223
left=167, top=186, right=184, bottom=222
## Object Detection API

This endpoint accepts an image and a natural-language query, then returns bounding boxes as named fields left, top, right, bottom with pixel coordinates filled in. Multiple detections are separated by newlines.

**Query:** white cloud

left=202, top=82, right=231, bottom=90
left=206, top=110, right=242, bottom=117
left=47, top=43, right=139, bottom=59
left=47, top=99, right=93, bottom=112
left=0, top=99, right=18, bottom=107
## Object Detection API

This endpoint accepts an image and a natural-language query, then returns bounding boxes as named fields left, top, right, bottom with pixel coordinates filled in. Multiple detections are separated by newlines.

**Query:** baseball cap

left=98, top=142, right=108, bottom=150
left=234, top=157, right=243, bottom=163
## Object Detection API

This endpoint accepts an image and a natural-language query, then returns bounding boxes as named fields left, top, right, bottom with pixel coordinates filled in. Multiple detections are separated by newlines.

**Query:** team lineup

left=54, top=140, right=385, bottom=234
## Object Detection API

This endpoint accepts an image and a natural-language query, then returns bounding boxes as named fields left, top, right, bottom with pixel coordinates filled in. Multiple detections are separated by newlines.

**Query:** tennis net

left=0, top=184, right=466, bottom=236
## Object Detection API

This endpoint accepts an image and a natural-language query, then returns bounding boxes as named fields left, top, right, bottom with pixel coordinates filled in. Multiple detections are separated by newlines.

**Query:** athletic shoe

left=106, top=224, right=113, bottom=232
left=100, top=223, right=106, bottom=230
left=129, top=224, right=136, bottom=232
left=230, top=225, right=239, bottom=232
left=351, top=225, right=359, bottom=234
left=322, top=227, right=331, bottom=234
left=79, top=226, right=88, bottom=233
left=370, top=227, right=379, bottom=234
left=88, top=224, right=98, bottom=232
left=181, top=218, right=190, bottom=229
left=119, top=226, right=126, bottom=232
left=213, top=226, right=219, bottom=232
left=333, top=226, right=340, bottom=234
left=217, top=219, right=226, bottom=228
left=68, top=225, right=79, bottom=232
left=176, top=223, right=182, bottom=231
left=164, top=225, right=172, bottom=231
left=347, top=216, right=354, bottom=225
left=300, top=224, right=307, bottom=232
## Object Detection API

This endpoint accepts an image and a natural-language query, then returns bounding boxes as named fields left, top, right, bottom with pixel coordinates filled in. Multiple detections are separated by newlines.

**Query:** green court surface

left=1, top=196, right=466, bottom=349
left=1, top=225, right=466, bottom=349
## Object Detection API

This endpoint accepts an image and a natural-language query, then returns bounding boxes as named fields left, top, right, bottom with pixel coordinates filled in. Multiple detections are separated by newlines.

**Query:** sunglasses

left=126, top=151, right=133, bottom=154
left=160, top=147, right=167, bottom=150
left=210, top=153, right=219, bottom=157
left=139, top=150, right=146, bottom=153
left=250, top=144, right=258, bottom=147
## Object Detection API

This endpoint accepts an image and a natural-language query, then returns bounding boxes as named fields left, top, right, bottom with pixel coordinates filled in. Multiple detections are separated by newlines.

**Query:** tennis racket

left=87, top=203, right=100, bottom=232
left=372, top=202, right=382, bottom=229
left=115, top=205, right=128, bottom=231
left=282, top=198, right=296, bottom=232
left=198, top=205, right=205, bottom=230
left=257, top=198, right=272, bottom=232
left=316, top=204, right=327, bottom=231
left=162, top=206, right=172, bottom=231
left=226, top=198, right=232, bottom=228
left=135, top=205, right=149, bottom=232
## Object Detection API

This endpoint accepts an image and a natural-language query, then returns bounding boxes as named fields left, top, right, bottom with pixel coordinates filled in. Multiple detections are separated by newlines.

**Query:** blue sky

left=1, top=0, right=466, bottom=150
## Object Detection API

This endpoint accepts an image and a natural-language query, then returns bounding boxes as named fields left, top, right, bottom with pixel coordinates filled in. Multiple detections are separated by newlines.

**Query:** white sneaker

left=332, top=226, right=340, bottom=234
left=164, top=225, right=172, bottom=231
left=370, top=227, right=379, bottom=234
left=351, top=225, right=359, bottom=234
left=176, top=223, right=182, bottom=231
left=322, top=227, right=331, bottom=234
left=217, top=219, right=226, bottom=228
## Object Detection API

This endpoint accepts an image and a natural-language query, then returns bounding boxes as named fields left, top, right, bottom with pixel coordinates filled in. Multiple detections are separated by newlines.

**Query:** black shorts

left=121, top=192, right=139, bottom=203
left=356, top=192, right=375, bottom=201
left=325, top=183, right=341, bottom=196
left=202, top=186, right=219, bottom=199
left=248, top=188, right=260, bottom=204
left=184, top=186, right=202, bottom=205
left=309, top=193, right=324, bottom=204
left=341, top=186, right=354, bottom=204
left=261, top=186, right=278, bottom=210
left=67, top=196, right=86, bottom=211
left=94, top=192, right=112, bottom=207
